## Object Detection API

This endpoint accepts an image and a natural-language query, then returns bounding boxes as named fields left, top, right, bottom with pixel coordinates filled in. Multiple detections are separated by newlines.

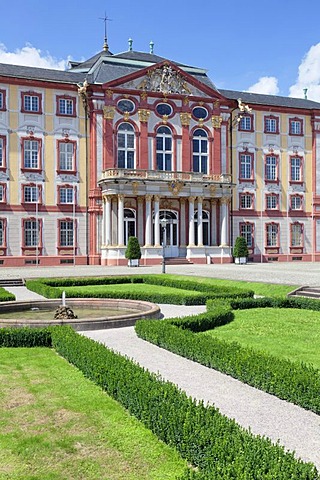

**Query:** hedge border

left=25, top=275, right=254, bottom=305
left=135, top=297, right=320, bottom=414
left=1, top=326, right=318, bottom=479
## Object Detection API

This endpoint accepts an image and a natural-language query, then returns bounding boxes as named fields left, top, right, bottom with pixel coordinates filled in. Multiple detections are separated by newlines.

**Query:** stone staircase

left=288, top=286, right=320, bottom=300
left=164, top=258, right=193, bottom=266
left=0, top=278, right=25, bottom=287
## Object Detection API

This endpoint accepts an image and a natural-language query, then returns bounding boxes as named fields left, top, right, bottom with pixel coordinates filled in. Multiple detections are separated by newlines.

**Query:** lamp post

left=160, top=217, right=167, bottom=274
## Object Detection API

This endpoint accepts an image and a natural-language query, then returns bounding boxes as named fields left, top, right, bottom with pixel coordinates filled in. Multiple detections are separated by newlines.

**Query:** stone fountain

left=54, top=291, right=78, bottom=320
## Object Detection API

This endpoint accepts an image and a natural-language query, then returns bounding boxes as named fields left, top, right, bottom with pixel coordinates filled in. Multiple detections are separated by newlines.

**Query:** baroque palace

left=1, top=38, right=320, bottom=267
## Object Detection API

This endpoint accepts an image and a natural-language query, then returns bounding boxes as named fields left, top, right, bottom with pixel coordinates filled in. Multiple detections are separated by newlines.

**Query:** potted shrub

left=125, top=236, right=141, bottom=267
left=233, top=236, right=249, bottom=264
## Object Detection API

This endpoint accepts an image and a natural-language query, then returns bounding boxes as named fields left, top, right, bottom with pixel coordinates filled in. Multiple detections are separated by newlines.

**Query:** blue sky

left=1, top=0, right=320, bottom=100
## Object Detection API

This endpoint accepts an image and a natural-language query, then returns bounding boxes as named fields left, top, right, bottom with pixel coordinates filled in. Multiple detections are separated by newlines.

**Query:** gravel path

left=84, top=323, right=320, bottom=470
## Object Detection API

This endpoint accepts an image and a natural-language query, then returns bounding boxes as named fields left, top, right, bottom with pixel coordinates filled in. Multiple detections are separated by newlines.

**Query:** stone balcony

left=100, top=168, right=233, bottom=186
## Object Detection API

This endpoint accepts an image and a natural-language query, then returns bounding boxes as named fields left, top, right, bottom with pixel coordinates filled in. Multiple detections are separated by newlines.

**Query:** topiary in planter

left=125, top=236, right=142, bottom=266
left=233, top=236, right=249, bottom=264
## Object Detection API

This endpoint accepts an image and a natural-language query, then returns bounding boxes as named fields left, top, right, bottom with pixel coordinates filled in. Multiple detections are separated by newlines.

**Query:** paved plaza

left=1, top=260, right=320, bottom=286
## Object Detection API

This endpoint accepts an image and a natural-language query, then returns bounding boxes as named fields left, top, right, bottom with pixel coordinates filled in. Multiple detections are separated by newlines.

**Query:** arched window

left=124, top=208, right=136, bottom=245
left=194, top=210, right=210, bottom=245
left=192, top=129, right=208, bottom=174
left=117, top=123, right=135, bottom=169
left=156, top=126, right=172, bottom=171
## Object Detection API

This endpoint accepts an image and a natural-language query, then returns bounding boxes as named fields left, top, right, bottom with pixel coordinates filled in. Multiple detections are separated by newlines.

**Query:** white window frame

left=24, top=140, right=39, bottom=169
left=240, top=154, right=252, bottom=179
left=60, top=220, right=74, bottom=247
left=117, top=123, right=135, bottom=169
left=24, top=95, right=39, bottom=112
left=266, top=155, right=277, bottom=181
left=291, top=157, right=301, bottom=182
left=59, top=142, right=74, bottom=171
left=59, top=98, right=74, bottom=115
left=156, top=126, right=172, bottom=171
left=24, top=219, right=39, bottom=247
left=192, top=129, right=208, bottom=174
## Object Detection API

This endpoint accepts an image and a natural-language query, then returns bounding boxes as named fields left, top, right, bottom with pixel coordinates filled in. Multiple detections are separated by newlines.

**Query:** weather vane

left=99, top=12, right=112, bottom=51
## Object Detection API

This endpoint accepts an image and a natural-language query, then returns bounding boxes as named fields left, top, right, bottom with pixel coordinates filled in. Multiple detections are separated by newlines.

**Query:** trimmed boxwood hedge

left=135, top=298, right=320, bottom=415
left=0, top=326, right=52, bottom=347
left=25, top=275, right=254, bottom=305
left=0, top=287, right=15, bottom=302
left=1, top=325, right=318, bottom=478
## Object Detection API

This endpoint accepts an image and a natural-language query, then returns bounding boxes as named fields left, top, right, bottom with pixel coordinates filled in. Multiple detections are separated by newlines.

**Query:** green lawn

left=203, top=307, right=320, bottom=369
left=168, top=275, right=297, bottom=297
left=0, top=348, right=187, bottom=480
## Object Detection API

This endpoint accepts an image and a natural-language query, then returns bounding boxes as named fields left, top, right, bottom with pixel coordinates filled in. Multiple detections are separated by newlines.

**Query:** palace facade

left=1, top=40, right=320, bottom=267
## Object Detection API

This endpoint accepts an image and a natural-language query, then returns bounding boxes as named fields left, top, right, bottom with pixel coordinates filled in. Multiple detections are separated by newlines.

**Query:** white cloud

left=246, top=76, right=279, bottom=95
left=289, top=43, right=320, bottom=101
left=0, top=43, right=70, bottom=70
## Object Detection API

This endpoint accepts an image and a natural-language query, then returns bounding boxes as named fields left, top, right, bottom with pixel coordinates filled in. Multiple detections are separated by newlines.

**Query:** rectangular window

left=240, top=223, right=253, bottom=248
left=266, top=194, right=278, bottom=210
left=59, top=142, right=74, bottom=171
left=59, top=98, right=73, bottom=115
left=266, top=223, right=278, bottom=247
left=24, top=220, right=39, bottom=247
left=289, top=118, right=303, bottom=135
left=24, top=140, right=40, bottom=169
left=0, top=92, right=3, bottom=110
left=0, top=138, right=3, bottom=167
left=24, top=186, right=38, bottom=203
left=264, top=116, right=279, bottom=134
left=239, top=115, right=252, bottom=131
left=57, top=96, right=76, bottom=116
left=291, top=223, right=303, bottom=247
left=291, top=195, right=302, bottom=210
left=290, top=157, right=301, bottom=182
left=239, top=154, right=253, bottom=179
left=240, top=194, right=252, bottom=209
left=60, top=187, right=74, bottom=204
left=60, top=220, right=74, bottom=246
left=0, top=219, right=4, bottom=246
left=22, top=93, right=41, bottom=113
left=265, top=155, right=277, bottom=181
left=0, top=185, right=4, bottom=202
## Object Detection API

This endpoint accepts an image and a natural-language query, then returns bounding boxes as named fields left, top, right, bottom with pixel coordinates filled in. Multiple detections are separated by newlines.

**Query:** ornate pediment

left=138, top=64, right=192, bottom=95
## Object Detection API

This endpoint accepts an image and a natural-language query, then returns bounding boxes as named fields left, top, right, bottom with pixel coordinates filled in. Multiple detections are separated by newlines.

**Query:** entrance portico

left=99, top=169, right=233, bottom=265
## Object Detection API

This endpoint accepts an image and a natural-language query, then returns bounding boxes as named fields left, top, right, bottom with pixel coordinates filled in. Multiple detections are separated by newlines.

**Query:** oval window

left=193, top=106, right=208, bottom=120
left=117, top=99, right=135, bottom=113
left=156, top=103, right=172, bottom=116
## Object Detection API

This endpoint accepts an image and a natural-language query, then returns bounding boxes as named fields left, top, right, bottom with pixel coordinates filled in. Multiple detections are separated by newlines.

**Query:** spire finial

left=149, top=41, right=154, bottom=54
left=303, top=88, right=308, bottom=100
left=99, top=12, right=112, bottom=51
left=128, top=38, right=133, bottom=51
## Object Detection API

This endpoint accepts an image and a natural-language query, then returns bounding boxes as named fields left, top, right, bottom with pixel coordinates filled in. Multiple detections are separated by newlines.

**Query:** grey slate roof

left=1, top=49, right=320, bottom=111
left=220, top=88, right=320, bottom=110
left=0, top=62, right=84, bottom=84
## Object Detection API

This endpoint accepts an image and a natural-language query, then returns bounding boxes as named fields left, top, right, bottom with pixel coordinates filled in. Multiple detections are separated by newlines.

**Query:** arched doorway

left=159, top=210, right=179, bottom=257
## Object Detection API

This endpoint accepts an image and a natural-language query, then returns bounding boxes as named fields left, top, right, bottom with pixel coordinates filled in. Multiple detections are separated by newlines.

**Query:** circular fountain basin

left=0, top=298, right=161, bottom=331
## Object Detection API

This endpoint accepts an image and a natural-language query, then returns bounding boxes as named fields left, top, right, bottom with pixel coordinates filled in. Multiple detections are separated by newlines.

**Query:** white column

left=188, top=196, right=195, bottom=246
left=220, top=197, right=230, bottom=246
left=154, top=195, right=160, bottom=246
left=117, top=194, right=124, bottom=246
left=197, top=196, right=203, bottom=247
left=101, top=196, right=106, bottom=246
left=105, top=195, right=112, bottom=246
left=145, top=194, right=153, bottom=246
left=211, top=199, right=217, bottom=245
left=180, top=198, right=186, bottom=246
left=137, top=197, right=144, bottom=245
